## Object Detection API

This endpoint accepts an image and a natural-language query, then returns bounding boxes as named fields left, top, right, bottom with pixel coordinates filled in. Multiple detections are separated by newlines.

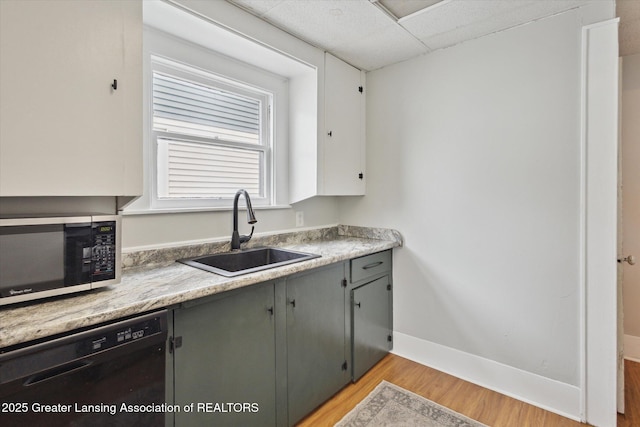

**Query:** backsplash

left=122, top=225, right=402, bottom=270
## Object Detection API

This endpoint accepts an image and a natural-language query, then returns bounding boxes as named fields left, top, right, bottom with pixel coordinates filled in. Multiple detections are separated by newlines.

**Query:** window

left=152, top=60, right=272, bottom=206
left=123, top=24, right=292, bottom=214
left=126, top=1, right=323, bottom=214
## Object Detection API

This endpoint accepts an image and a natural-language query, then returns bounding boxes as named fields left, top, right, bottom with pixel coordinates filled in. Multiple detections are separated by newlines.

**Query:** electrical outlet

left=295, top=211, right=304, bottom=227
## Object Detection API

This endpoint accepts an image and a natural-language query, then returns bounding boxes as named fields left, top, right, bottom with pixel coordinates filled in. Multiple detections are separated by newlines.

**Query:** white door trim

left=580, top=17, right=620, bottom=427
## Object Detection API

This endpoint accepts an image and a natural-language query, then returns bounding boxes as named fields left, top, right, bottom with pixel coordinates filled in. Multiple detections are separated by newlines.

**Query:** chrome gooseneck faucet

left=231, top=189, right=257, bottom=250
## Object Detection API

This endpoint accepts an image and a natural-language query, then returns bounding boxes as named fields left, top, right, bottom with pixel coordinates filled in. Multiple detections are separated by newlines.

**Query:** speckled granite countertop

left=0, top=225, right=402, bottom=349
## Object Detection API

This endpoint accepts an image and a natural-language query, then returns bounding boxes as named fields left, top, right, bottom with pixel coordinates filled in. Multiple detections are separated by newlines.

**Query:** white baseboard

left=392, top=332, right=582, bottom=421
left=624, top=334, right=640, bottom=363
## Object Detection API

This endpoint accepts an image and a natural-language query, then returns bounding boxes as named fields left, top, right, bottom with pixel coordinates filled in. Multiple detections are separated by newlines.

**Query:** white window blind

left=151, top=67, right=270, bottom=203
left=153, top=72, right=261, bottom=144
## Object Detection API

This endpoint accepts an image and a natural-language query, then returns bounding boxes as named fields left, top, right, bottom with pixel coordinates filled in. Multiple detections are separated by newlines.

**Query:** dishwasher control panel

left=88, top=314, right=165, bottom=353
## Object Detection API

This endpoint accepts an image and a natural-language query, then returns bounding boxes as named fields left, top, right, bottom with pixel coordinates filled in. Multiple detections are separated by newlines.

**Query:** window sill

left=121, top=204, right=293, bottom=216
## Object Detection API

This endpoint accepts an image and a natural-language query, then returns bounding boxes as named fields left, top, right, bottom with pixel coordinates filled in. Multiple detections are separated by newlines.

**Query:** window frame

left=125, top=26, right=289, bottom=214
left=150, top=58, right=273, bottom=208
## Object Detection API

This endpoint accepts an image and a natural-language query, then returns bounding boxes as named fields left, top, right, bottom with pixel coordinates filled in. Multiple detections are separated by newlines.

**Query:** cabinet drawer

left=351, top=250, right=391, bottom=283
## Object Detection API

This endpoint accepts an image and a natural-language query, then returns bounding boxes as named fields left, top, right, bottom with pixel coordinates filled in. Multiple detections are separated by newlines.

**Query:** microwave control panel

left=92, top=221, right=117, bottom=282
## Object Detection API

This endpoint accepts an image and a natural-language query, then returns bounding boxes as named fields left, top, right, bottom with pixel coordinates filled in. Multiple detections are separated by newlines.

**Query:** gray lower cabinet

left=350, top=250, right=393, bottom=381
left=351, top=275, right=392, bottom=380
left=285, top=263, right=349, bottom=425
left=172, top=282, right=276, bottom=427
left=169, top=254, right=393, bottom=427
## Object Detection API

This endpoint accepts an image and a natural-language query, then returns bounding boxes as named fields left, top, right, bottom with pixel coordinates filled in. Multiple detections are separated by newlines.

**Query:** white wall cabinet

left=0, top=0, right=142, bottom=197
left=289, top=53, right=365, bottom=203
left=322, top=53, right=366, bottom=196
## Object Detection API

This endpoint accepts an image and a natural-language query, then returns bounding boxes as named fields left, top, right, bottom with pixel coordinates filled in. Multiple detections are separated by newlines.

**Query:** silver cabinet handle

left=618, top=255, right=636, bottom=265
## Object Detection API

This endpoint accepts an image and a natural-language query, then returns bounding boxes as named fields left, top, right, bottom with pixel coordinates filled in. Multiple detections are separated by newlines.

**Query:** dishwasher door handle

left=24, top=359, right=93, bottom=387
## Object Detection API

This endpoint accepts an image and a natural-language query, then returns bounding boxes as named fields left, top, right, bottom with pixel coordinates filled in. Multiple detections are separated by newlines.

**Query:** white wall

left=621, top=53, right=640, bottom=360
left=122, top=196, right=338, bottom=249
left=338, top=4, right=614, bottom=421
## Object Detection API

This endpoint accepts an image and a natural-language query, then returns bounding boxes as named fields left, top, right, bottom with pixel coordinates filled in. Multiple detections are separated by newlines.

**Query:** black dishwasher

left=0, top=310, right=167, bottom=427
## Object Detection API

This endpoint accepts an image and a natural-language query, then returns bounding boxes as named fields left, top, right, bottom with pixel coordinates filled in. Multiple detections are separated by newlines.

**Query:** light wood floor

left=618, top=359, right=640, bottom=427
left=298, top=354, right=640, bottom=427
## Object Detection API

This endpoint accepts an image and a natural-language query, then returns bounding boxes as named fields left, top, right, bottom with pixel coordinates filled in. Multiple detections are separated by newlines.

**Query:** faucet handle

left=239, top=226, right=254, bottom=245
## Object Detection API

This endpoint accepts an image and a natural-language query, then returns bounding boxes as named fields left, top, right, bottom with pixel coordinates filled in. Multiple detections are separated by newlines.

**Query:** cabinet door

left=0, top=0, right=142, bottom=196
left=173, top=283, right=276, bottom=427
left=286, top=264, right=348, bottom=425
left=352, top=276, right=392, bottom=380
left=323, top=53, right=365, bottom=196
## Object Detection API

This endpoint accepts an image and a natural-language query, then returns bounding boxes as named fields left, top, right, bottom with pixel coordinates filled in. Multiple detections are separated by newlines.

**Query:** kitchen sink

left=178, top=247, right=320, bottom=277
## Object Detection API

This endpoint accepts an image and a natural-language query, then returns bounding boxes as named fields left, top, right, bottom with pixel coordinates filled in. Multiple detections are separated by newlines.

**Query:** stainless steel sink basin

left=178, top=247, right=320, bottom=277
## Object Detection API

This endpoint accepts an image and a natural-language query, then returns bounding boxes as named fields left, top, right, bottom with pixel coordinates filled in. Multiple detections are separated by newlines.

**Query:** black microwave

left=0, top=215, right=121, bottom=306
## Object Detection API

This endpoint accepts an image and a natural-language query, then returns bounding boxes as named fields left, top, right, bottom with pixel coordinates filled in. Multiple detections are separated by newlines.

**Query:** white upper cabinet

left=0, top=0, right=142, bottom=197
left=289, top=53, right=365, bottom=204
left=321, top=53, right=366, bottom=196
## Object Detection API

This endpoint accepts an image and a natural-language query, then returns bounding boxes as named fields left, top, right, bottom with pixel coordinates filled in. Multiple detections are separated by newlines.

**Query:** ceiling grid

left=227, top=0, right=635, bottom=70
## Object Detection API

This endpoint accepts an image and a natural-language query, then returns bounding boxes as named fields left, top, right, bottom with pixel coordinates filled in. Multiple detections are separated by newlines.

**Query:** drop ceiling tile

left=402, top=0, right=591, bottom=50
left=400, top=0, right=524, bottom=41
left=254, top=0, right=395, bottom=51
left=378, top=0, right=444, bottom=19
left=332, top=23, right=430, bottom=70
left=229, top=0, right=287, bottom=16
left=228, top=0, right=622, bottom=70
left=421, top=24, right=501, bottom=51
